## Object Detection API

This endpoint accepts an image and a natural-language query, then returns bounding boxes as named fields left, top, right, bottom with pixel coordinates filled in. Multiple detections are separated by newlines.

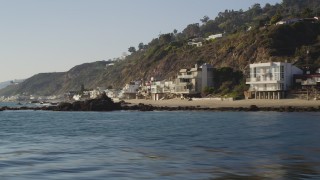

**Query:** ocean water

left=0, top=108, right=320, bottom=179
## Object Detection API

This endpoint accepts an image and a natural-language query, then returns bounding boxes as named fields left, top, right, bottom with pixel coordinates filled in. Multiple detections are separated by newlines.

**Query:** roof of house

left=179, top=69, right=187, bottom=73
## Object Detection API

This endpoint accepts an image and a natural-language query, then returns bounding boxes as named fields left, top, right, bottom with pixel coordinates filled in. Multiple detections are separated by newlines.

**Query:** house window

left=280, top=66, right=284, bottom=80
left=253, top=68, right=257, bottom=78
left=280, top=83, right=284, bottom=90
left=187, top=84, right=193, bottom=90
left=180, top=79, right=190, bottom=83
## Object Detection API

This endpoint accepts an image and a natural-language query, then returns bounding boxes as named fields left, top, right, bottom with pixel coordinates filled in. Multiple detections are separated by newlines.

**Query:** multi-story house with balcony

left=293, top=67, right=320, bottom=92
left=175, top=64, right=214, bottom=96
left=246, top=62, right=303, bottom=99
left=121, top=80, right=142, bottom=99
left=150, top=81, right=175, bottom=100
left=293, top=68, right=320, bottom=99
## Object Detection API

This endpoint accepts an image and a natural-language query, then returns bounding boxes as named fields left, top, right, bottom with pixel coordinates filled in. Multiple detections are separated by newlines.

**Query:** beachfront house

left=121, top=80, right=141, bottom=99
left=104, top=89, right=119, bottom=98
left=246, top=62, right=303, bottom=99
left=294, top=74, right=320, bottom=87
left=89, top=89, right=101, bottom=99
left=150, top=81, right=175, bottom=101
left=174, top=64, right=214, bottom=96
left=201, top=63, right=214, bottom=89
left=293, top=68, right=320, bottom=88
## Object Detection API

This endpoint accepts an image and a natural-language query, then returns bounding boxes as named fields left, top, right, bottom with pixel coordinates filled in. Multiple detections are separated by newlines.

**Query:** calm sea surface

left=0, top=103, right=320, bottom=179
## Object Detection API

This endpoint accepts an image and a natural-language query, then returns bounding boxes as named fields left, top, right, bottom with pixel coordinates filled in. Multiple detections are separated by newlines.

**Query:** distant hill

left=1, top=0, right=319, bottom=97
left=0, top=81, right=11, bottom=90
left=0, top=61, right=111, bottom=96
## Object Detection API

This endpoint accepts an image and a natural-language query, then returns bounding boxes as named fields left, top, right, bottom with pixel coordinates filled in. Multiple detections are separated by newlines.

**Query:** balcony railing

left=249, top=87, right=282, bottom=91
left=174, top=89, right=191, bottom=93
left=246, top=77, right=280, bottom=83
left=177, top=75, right=194, bottom=79
left=301, top=80, right=317, bottom=85
left=246, top=78, right=258, bottom=82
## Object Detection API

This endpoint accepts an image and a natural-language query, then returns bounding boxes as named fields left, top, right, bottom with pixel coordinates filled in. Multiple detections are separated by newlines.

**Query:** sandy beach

left=125, top=98, right=320, bottom=108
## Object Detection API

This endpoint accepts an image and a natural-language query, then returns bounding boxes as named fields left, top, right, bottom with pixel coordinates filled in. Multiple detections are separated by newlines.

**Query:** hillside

left=0, top=81, right=11, bottom=90
left=0, top=61, right=111, bottom=96
left=1, top=0, right=320, bottom=97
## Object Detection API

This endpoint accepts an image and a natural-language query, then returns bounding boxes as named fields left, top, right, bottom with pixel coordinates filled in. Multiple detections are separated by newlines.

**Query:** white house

left=73, top=94, right=81, bottom=101
left=187, top=42, right=203, bottom=47
left=206, top=33, right=223, bottom=41
left=121, top=80, right=142, bottom=99
left=188, top=38, right=204, bottom=47
left=246, top=62, right=303, bottom=99
left=123, top=81, right=141, bottom=93
left=89, top=89, right=101, bottom=99
left=150, top=81, right=175, bottom=100
left=104, top=89, right=118, bottom=98
left=106, top=63, right=114, bottom=67
left=276, top=18, right=301, bottom=25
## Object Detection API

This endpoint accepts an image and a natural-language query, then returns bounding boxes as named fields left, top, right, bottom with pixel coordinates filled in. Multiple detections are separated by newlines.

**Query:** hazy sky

left=0, top=0, right=281, bottom=82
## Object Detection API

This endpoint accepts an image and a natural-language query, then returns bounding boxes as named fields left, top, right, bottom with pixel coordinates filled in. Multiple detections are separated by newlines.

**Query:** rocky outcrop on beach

left=54, top=93, right=122, bottom=111
left=0, top=93, right=121, bottom=112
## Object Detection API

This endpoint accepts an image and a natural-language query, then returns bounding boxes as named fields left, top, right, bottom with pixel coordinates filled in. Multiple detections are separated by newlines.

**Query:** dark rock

left=45, top=106, right=57, bottom=111
left=4, top=101, right=125, bottom=111
left=138, top=103, right=154, bottom=111
left=51, top=92, right=122, bottom=111
left=57, top=102, right=73, bottom=111
left=284, top=106, right=294, bottom=112
left=72, top=101, right=83, bottom=111
left=89, top=99, right=121, bottom=111
left=307, top=107, right=316, bottom=112
left=249, top=105, right=259, bottom=111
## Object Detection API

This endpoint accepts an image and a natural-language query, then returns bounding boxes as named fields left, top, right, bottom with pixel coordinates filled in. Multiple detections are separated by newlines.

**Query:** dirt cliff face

left=107, top=22, right=319, bottom=88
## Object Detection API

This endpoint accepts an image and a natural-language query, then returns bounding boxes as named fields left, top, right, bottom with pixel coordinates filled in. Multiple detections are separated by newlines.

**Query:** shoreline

left=124, top=98, right=320, bottom=108
left=118, top=98, right=320, bottom=112
left=0, top=98, right=319, bottom=112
